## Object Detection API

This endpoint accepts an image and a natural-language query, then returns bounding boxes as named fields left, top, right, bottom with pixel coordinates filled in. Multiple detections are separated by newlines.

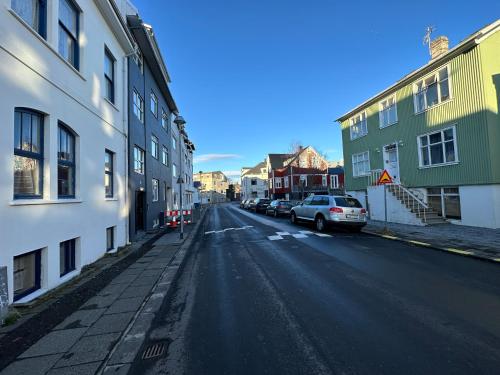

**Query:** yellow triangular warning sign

left=377, top=169, right=393, bottom=185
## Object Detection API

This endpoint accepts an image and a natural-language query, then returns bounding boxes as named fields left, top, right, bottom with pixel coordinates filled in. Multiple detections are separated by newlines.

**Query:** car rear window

left=334, top=197, right=362, bottom=208
left=279, top=201, right=292, bottom=206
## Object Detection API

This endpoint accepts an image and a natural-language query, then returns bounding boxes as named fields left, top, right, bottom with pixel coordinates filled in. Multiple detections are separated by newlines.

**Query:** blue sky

left=133, top=0, right=499, bottom=181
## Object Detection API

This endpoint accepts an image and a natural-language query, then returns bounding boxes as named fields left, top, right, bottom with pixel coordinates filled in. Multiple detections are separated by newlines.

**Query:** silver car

left=290, top=195, right=367, bottom=232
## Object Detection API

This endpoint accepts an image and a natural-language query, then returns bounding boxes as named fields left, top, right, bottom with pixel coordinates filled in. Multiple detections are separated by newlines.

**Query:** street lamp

left=174, top=115, right=186, bottom=239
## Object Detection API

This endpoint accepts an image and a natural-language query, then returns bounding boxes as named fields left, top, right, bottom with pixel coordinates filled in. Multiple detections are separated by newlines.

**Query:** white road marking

left=204, top=231, right=215, bottom=235
left=268, top=235, right=284, bottom=241
left=224, top=228, right=235, bottom=231
left=299, top=231, right=314, bottom=235
left=277, top=232, right=291, bottom=236
left=315, top=233, right=332, bottom=237
left=243, top=225, right=254, bottom=228
left=292, top=234, right=308, bottom=239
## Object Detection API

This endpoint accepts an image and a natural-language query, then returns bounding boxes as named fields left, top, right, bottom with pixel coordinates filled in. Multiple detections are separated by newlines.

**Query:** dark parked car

left=251, top=198, right=271, bottom=213
left=266, top=200, right=293, bottom=217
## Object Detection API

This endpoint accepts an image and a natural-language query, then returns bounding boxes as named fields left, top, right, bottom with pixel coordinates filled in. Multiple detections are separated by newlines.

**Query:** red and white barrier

left=165, top=210, right=192, bottom=226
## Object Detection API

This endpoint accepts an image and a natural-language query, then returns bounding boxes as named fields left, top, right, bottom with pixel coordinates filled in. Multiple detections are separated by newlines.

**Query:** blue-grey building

left=125, top=14, right=178, bottom=239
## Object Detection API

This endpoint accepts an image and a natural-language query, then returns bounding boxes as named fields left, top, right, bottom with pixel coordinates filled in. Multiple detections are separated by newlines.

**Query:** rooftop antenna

left=423, top=26, right=436, bottom=56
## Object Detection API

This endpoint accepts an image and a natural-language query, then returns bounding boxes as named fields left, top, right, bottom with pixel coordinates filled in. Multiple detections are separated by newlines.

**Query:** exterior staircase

left=387, top=184, right=447, bottom=225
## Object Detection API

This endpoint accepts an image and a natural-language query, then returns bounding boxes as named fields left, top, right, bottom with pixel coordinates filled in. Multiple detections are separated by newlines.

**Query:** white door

left=383, top=144, right=399, bottom=182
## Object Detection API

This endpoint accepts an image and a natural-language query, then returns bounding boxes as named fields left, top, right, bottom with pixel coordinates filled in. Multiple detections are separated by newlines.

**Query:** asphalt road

left=133, top=203, right=500, bottom=375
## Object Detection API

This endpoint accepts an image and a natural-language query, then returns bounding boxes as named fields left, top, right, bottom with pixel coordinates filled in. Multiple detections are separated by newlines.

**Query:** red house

left=266, top=146, right=344, bottom=200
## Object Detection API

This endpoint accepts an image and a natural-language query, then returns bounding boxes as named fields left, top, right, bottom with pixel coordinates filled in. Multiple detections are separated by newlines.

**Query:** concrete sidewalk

left=0, top=222, right=201, bottom=375
left=363, top=220, right=500, bottom=262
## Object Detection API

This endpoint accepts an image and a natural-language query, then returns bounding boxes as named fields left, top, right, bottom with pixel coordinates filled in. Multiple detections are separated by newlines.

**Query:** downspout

left=123, top=48, right=138, bottom=245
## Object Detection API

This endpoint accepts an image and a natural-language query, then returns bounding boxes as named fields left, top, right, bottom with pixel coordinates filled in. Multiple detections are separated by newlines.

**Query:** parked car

left=290, top=195, right=366, bottom=232
left=244, top=199, right=254, bottom=209
left=251, top=198, right=271, bottom=213
left=266, top=200, right=293, bottom=217
left=240, top=200, right=248, bottom=209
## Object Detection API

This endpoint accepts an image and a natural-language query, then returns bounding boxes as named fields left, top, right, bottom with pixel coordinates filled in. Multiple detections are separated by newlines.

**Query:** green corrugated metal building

left=336, top=20, right=500, bottom=229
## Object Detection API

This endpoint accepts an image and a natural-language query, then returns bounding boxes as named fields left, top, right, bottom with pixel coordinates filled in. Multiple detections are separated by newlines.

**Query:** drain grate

left=142, top=343, right=166, bottom=360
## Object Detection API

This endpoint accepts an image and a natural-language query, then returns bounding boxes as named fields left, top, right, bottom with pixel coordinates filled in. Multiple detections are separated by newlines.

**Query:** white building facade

left=0, top=0, right=135, bottom=304
left=241, top=162, right=268, bottom=200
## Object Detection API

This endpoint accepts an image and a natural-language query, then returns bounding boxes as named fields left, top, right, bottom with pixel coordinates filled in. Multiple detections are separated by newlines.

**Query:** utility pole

left=174, top=115, right=186, bottom=240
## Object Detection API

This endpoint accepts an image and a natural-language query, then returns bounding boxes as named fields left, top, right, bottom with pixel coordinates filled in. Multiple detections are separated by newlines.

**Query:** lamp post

left=174, top=115, right=186, bottom=239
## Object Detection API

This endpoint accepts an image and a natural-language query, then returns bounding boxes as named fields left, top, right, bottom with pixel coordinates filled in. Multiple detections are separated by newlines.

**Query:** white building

left=0, top=0, right=135, bottom=304
left=241, top=162, right=268, bottom=200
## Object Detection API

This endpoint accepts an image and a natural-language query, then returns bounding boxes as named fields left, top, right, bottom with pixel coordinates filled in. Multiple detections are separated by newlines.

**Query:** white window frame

left=152, top=178, right=159, bottom=202
left=284, top=176, right=289, bottom=188
left=349, top=111, right=368, bottom=140
left=275, top=177, right=282, bottom=189
left=378, top=95, right=398, bottom=128
left=413, top=65, right=452, bottom=114
left=133, top=90, right=144, bottom=123
left=322, top=175, right=327, bottom=187
left=352, top=151, right=370, bottom=177
left=417, top=125, right=458, bottom=168
left=330, top=175, right=339, bottom=189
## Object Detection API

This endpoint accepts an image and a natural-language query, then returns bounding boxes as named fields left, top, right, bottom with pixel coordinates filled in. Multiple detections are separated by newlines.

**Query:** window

left=133, top=90, right=144, bottom=123
left=162, top=146, right=169, bottom=166
left=133, top=146, right=144, bottom=174
left=418, top=126, right=457, bottom=167
left=334, top=197, right=362, bottom=208
left=164, top=182, right=167, bottom=201
left=134, top=50, right=143, bottom=74
left=151, top=135, right=159, bottom=159
left=13, top=249, right=41, bottom=301
left=172, top=136, right=177, bottom=150
left=152, top=179, right=159, bottom=201
left=330, top=175, right=339, bottom=189
left=14, top=108, right=43, bottom=198
left=379, top=96, right=398, bottom=128
left=427, top=187, right=461, bottom=219
left=414, top=67, right=451, bottom=113
left=104, top=48, right=115, bottom=103
left=251, top=179, right=257, bottom=186
left=322, top=175, right=327, bottom=187
left=150, top=92, right=158, bottom=117
left=275, top=177, right=282, bottom=188
left=60, top=238, right=76, bottom=276
left=172, top=164, right=177, bottom=177
left=162, top=109, right=169, bottom=129
left=350, top=112, right=367, bottom=140
left=106, top=227, right=114, bottom=251
left=105, top=150, right=113, bottom=198
left=58, top=124, right=75, bottom=198
left=284, top=176, right=289, bottom=188
left=300, top=175, right=307, bottom=186
left=11, top=0, right=46, bottom=38
left=58, top=0, right=79, bottom=69
left=352, top=151, right=370, bottom=177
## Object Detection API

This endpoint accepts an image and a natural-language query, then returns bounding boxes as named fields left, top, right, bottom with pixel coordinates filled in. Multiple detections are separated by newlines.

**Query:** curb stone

left=362, top=229, right=500, bottom=264
left=100, top=207, right=208, bottom=374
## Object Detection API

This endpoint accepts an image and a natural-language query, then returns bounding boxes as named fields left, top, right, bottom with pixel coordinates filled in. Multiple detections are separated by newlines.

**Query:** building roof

left=95, top=0, right=136, bottom=54
left=242, top=161, right=266, bottom=177
left=336, top=19, right=500, bottom=122
left=328, top=166, right=344, bottom=175
left=268, top=154, right=293, bottom=169
left=127, top=15, right=178, bottom=113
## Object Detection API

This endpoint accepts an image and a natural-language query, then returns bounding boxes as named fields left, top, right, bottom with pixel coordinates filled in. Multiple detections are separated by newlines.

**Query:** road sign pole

left=384, top=184, right=388, bottom=232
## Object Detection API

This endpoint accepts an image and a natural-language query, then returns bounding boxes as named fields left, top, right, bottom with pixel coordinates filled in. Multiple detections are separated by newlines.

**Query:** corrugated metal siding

left=341, top=44, right=496, bottom=191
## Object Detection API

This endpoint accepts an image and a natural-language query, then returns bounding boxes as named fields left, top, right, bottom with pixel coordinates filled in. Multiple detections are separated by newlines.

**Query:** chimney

left=430, top=36, right=449, bottom=59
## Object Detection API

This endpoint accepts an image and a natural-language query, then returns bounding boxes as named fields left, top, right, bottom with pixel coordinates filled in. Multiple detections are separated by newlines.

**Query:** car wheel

left=290, top=211, right=297, bottom=224
left=274, top=210, right=278, bottom=218
left=315, top=215, right=326, bottom=232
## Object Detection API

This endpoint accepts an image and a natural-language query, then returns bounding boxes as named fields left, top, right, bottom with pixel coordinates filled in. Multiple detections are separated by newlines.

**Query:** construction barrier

left=165, top=210, right=192, bottom=227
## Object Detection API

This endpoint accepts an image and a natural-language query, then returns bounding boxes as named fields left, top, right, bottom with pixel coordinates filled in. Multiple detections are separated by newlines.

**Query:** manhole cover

left=142, top=343, right=166, bottom=360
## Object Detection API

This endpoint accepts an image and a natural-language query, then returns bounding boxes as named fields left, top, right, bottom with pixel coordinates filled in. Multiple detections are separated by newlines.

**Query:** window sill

left=379, top=121, right=398, bottom=129
left=418, top=161, right=459, bottom=169
left=105, top=197, right=118, bottom=201
left=350, top=133, right=368, bottom=141
left=10, top=199, right=83, bottom=206
left=104, top=97, right=119, bottom=111
left=353, top=174, right=370, bottom=179
left=414, top=98, right=453, bottom=115
left=8, top=8, right=86, bottom=81
left=12, top=288, right=48, bottom=306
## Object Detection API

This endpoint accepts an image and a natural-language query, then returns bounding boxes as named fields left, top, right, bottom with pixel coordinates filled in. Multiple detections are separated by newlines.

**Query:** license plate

left=346, top=214, right=358, bottom=219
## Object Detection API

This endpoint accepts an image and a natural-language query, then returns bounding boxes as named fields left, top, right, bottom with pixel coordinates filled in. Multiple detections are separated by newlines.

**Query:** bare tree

left=287, top=140, right=303, bottom=155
